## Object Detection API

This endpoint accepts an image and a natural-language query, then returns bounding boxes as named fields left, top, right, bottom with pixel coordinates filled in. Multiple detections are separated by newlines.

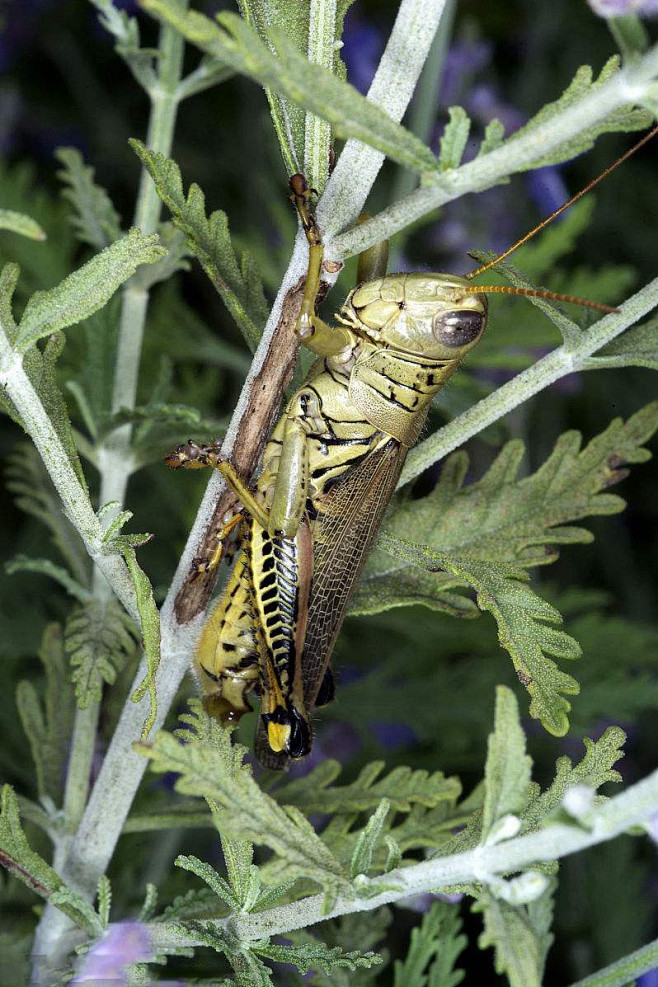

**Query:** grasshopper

left=167, top=128, right=656, bottom=767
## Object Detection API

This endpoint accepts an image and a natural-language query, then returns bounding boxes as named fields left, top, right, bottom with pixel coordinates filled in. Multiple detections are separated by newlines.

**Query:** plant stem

left=317, top=0, right=450, bottom=239
left=327, top=42, right=658, bottom=261
left=29, top=10, right=187, bottom=982
left=0, top=343, right=138, bottom=616
left=392, top=0, right=456, bottom=205
left=99, top=11, right=186, bottom=511
left=147, top=764, right=658, bottom=947
left=399, top=275, right=658, bottom=487
left=567, top=936, right=658, bottom=987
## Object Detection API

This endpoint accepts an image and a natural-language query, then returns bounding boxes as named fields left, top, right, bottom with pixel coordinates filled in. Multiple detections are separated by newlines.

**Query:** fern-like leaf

left=55, top=147, right=122, bottom=250
left=136, top=702, right=349, bottom=894
left=65, top=598, right=137, bottom=708
left=129, top=140, right=268, bottom=350
left=15, top=623, right=75, bottom=803
left=393, top=900, right=466, bottom=987
left=274, top=760, right=461, bottom=815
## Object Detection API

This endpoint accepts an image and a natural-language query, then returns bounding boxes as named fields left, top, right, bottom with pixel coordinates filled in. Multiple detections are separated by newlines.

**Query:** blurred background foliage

left=0, top=0, right=656, bottom=983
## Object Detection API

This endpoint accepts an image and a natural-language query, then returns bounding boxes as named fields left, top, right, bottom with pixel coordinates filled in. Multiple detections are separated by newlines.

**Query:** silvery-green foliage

left=0, top=3, right=657, bottom=986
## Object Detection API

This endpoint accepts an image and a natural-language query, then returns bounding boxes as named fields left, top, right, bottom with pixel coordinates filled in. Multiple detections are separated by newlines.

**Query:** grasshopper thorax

left=344, top=273, right=487, bottom=362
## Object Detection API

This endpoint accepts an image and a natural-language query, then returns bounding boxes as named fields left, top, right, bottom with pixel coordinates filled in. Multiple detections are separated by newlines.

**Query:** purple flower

left=587, top=0, right=658, bottom=15
left=72, top=922, right=152, bottom=985
left=638, top=970, right=658, bottom=987
left=341, top=10, right=385, bottom=95
left=440, top=41, right=492, bottom=107
left=371, top=720, right=417, bottom=751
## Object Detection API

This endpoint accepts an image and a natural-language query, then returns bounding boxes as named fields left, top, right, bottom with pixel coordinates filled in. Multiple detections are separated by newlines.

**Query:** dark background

left=0, top=1, right=656, bottom=983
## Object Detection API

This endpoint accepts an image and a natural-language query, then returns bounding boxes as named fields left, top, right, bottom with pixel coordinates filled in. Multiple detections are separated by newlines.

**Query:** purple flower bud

left=72, top=922, right=152, bottom=985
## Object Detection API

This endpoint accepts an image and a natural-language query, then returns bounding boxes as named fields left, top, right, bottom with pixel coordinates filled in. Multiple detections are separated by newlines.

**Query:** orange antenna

left=466, top=124, right=658, bottom=281
left=462, top=283, right=618, bottom=314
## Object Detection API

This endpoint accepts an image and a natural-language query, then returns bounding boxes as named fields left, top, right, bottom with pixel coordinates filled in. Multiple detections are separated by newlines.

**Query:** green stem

left=399, top=276, right=658, bottom=487
left=62, top=704, right=100, bottom=834
left=29, top=9, right=187, bottom=980
left=59, top=3, right=186, bottom=844
left=567, top=936, right=658, bottom=987
left=100, top=10, right=186, bottom=511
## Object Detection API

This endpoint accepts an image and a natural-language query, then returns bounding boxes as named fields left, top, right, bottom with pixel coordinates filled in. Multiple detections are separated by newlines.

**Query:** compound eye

left=432, top=309, right=483, bottom=347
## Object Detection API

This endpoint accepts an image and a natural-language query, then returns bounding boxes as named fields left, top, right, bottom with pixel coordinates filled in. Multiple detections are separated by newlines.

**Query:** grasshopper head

left=346, top=273, right=487, bottom=362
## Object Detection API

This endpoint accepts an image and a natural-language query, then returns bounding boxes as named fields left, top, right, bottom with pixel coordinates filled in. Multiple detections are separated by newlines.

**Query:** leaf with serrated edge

left=0, top=785, right=102, bottom=934
left=136, top=702, right=348, bottom=892
left=507, top=56, right=652, bottom=169
left=130, top=139, right=266, bottom=350
left=123, top=546, right=162, bottom=739
left=393, top=900, right=466, bottom=987
left=439, top=107, right=471, bottom=171
left=66, top=598, right=137, bottom=708
left=139, top=3, right=438, bottom=176
left=16, top=229, right=165, bottom=351
left=482, top=687, right=532, bottom=841
left=474, top=882, right=554, bottom=987
left=275, top=759, right=461, bottom=815
left=55, top=147, right=121, bottom=249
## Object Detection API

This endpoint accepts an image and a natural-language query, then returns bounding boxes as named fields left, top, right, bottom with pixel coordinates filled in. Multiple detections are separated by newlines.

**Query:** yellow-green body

left=173, top=273, right=488, bottom=763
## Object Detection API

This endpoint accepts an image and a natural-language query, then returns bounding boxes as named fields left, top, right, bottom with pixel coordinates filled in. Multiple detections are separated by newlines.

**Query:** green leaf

left=254, top=937, right=382, bottom=976
left=132, top=222, right=191, bottom=291
left=175, top=853, right=240, bottom=911
left=15, top=623, right=75, bottom=803
left=583, top=313, right=658, bottom=370
left=136, top=702, right=349, bottom=893
left=5, top=443, right=89, bottom=580
left=122, top=545, right=162, bottom=739
left=0, top=210, right=46, bottom=241
left=507, top=56, right=653, bottom=169
left=0, top=784, right=102, bottom=935
left=361, top=404, right=658, bottom=733
left=474, top=880, right=555, bottom=987
left=97, top=874, right=112, bottom=929
left=6, top=555, right=91, bottom=603
left=439, top=107, right=471, bottom=171
left=130, top=140, right=267, bottom=350
left=379, top=540, right=581, bottom=736
left=481, top=687, right=532, bottom=842
left=393, top=900, right=466, bottom=987
left=55, top=147, right=122, bottom=250
left=65, top=597, right=138, bottom=708
left=477, top=119, right=506, bottom=158
left=140, top=4, right=439, bottom=177
left=275, top=760, right=461, bottom=815
left=16, top=228, right=165, bottom=351
left=523, top=726, right=626, bottom=830
left=0, top=262, right=88, bottom=487
left=351, top=799, right=390, bottom=879
left=89, top=0, right=158, bottom=90
left=233, top=0, right=354, bottom=176
left=160, top=886, right=223, bottom=921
